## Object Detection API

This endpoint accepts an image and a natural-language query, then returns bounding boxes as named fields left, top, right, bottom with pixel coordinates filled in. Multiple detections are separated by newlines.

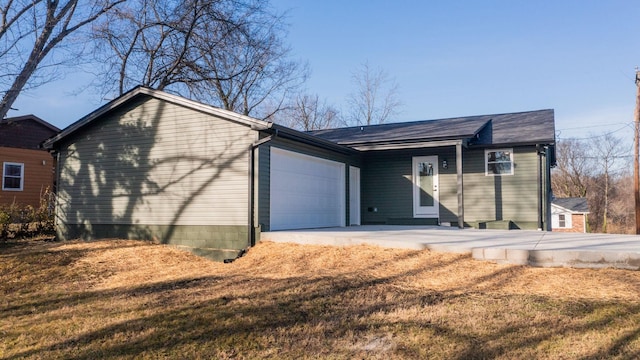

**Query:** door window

left=413, top=156, right=439, bottom=218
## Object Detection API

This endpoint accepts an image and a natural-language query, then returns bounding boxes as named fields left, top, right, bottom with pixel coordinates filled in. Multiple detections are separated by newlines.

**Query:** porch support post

left=456, top=141, right=464, bottom=229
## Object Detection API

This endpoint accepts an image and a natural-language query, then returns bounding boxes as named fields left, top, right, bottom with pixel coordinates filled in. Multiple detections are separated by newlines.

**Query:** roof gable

left=0, top=115, right=60, bottom=149
left=472, top=110, right=555, bottom=146
left=552, top=197, right=589, bottom=213
left=43, top=86, right=271, bottom=149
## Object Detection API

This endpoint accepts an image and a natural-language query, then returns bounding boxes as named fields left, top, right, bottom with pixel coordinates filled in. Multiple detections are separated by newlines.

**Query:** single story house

left=43, top=87, right=555, bottom=260
left=0, top=115, right=60, bottom=207
left=551, top=197, right=589, bottom=233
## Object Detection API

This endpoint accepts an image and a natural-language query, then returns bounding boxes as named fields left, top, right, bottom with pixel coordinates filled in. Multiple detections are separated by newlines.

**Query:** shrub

left=0, top=189, right=55, bottom=241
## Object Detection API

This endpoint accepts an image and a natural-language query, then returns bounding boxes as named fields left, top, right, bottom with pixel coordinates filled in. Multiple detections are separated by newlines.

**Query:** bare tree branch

left=273, top=93, right=340, bottom=131
left=347, top=61, right=402, bottom=126
left=91, top=0, right=306, bottom=119
left=552, top=136, right=633, bottom=233
left=0, top=0, right=125, bottom=119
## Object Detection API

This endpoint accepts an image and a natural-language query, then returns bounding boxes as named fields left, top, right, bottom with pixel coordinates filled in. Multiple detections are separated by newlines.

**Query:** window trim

left=485, top=148, right=514, bottom=176
left=3, top=162, right=24, bottom=191
left=558, top=214, right=566, bottom=228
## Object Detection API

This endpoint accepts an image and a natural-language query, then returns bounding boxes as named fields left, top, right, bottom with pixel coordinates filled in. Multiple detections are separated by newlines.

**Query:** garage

left=269, top=147, right=346, bottom=230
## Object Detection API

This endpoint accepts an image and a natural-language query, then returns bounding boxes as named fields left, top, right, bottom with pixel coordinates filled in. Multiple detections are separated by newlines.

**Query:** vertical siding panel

left=461, top=149, right=496, bottom=221
left=435, top=147, right=458, bottom=223
left=361, top=151, right=413, bottom=223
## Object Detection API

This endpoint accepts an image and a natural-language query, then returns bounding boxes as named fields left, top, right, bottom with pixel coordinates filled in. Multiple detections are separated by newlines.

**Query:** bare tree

left=551, top=139, right=592, bottom=198
left=607, top=171, right=635, bottom=233
left=590, top=133, right=628, bottom=233
left=92, top=0, right=306, bottom=118
left=552, top=136, right=634, bottom=234
left=275, top=94, right=340, bottom=131
left=346, top=61, right=402, bottom=126
left=0, top=0, right=125, bottom=119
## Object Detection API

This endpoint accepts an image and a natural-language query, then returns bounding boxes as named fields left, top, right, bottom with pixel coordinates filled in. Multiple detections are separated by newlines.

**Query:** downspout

left=456, top=141, right=464, bottom=228
left=247, top=129, right=277, bottom=248
left=545, top=145, right=552, bottom=231
left=227, top=127, right=276, bottom=264
left=51, top=150, right=61, bottom=240
left=536, top=144, right=544, bottom=231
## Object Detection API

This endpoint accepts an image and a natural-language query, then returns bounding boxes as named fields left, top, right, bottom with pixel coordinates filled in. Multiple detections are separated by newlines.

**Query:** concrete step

left=261, top=226, right=640, bottom=270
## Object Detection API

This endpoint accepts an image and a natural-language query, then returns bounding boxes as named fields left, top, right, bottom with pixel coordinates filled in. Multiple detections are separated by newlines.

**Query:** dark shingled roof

left=309, top=109, right=555, bottom=147
left=552, top=197, right=589, bottom=213
left=0, top=115, right=60, bottom=149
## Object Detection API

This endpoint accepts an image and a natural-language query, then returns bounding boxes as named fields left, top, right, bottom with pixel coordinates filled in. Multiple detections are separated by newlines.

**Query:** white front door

left=349, top=166, right=361, bottom=225
left=413, top=156, right=440, bottom=218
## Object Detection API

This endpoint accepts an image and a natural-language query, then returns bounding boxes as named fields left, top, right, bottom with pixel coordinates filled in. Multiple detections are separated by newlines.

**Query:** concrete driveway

left=261, top=225, right=640, bottom=270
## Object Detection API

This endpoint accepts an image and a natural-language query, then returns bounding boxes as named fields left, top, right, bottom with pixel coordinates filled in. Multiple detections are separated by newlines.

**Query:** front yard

left=1, top=239, right=639, bottom=359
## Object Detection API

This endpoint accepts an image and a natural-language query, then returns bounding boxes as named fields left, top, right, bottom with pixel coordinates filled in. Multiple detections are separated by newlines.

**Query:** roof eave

left=349, top=139, right=467, bottom=151
left=471, top=140, right=555, bottom=148
left=43, top=86, right=271, bottom=149
left=270, top=124, right=358, bottom=154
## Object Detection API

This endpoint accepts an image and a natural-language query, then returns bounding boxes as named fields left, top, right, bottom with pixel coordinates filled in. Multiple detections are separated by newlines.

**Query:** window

left=552, top=213, right=572, bottom=229
left=485, top=149, right=513, bottom=176
left=558, top=214, right=566, bottom=228
left=3, top=162, right=24, bottom=191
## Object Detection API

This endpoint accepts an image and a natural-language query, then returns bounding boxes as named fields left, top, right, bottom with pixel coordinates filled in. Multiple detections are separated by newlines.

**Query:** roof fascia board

left=339, top=134, right=476, bottom=147
left=144, top=88, right=269, bottom=129
left=472, top=141, right=555, bottom=148
left=351, top=139, right=464, bottom=151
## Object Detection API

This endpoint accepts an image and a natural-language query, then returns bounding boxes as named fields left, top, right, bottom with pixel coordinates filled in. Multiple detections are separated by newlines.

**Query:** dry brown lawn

left=1, top=238, right=640, bottom=359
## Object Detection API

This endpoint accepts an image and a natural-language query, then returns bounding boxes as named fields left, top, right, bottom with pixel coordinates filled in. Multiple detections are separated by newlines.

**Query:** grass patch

left=1, top=239, right=640, bottom=359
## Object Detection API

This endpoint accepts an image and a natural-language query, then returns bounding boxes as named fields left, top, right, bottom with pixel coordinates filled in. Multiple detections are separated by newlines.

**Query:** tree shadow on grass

left=3, top=246, right=640, bottom=359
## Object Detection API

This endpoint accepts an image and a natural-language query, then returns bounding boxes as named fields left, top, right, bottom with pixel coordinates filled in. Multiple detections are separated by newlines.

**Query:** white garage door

left=270, top=147, right=345, bottom=230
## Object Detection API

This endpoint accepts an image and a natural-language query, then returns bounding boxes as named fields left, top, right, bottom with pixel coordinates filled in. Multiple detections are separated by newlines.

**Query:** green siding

left=360, top=148, right=458, bottom=225
left=55, top=96, right=258, bottom=251
left=462, top=147, right=539, bottom=228
left=359, top=146, right=541, bottom=229
left=57, top=223, right=247, bottom=261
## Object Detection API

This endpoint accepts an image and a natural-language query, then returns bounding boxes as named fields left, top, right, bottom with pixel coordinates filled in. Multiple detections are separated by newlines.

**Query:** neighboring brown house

left=551, top=197, right=589, bottom=233
left=0, top=115, right=60, bottom=207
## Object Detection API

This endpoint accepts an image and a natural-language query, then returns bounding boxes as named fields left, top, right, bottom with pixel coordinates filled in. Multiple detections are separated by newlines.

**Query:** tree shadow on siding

left=58, top=97, right=251, bottom=249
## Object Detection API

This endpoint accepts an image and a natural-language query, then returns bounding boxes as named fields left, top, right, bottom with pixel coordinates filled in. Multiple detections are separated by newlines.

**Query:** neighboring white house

left=551, top=198, right=589, bottom=233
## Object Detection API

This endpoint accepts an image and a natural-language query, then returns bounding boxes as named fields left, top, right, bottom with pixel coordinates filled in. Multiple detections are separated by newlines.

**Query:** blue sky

left=11, top=0, right=640, bottom=147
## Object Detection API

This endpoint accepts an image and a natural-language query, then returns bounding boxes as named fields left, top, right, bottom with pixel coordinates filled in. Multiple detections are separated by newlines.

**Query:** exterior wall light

left=442, top=159, right=448, bottom=169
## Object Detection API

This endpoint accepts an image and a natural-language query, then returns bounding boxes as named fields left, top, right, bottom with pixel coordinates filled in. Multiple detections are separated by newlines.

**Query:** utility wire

left=556, top=123, right=634, bottom=141
left=557, top=122, right=631, bottom=131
